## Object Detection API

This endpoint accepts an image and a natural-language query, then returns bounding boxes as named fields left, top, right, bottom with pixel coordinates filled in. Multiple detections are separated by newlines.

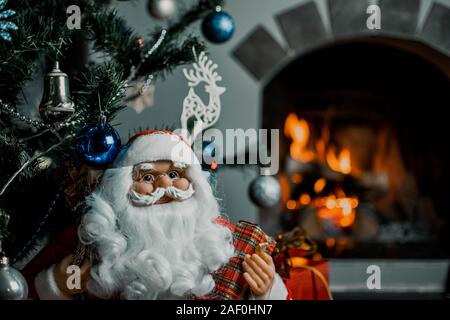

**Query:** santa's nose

left=155, top=174, right=172, bottom=188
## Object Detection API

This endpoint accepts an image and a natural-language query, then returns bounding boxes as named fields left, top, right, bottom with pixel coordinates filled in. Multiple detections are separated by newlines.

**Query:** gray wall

left=113, top=0, right=450, bottom=225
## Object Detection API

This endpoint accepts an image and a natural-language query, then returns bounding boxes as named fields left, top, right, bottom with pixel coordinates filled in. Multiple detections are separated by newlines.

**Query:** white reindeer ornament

left=180, top=52, right=226, bottom=143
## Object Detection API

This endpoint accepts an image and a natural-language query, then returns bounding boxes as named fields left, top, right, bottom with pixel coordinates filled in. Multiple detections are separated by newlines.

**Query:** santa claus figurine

left=23, top=130, right=290, bottom=300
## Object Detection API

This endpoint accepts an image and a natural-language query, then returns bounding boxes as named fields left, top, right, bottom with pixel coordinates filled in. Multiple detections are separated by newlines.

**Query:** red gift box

left=274, top=247, right=332, bottom=300
left=284, top=259, right=331, bottom=300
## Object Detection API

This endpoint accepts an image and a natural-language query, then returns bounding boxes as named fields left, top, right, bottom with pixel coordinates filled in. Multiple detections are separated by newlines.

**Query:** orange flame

left=326, top=147, right=352, bottom=174
left=284, top=113, right=315, bottom=163
left=314, top=191, right=358, bottom=228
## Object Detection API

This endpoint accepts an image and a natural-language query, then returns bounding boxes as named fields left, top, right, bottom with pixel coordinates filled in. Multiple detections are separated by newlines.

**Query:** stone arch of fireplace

left=232, top=0, right=450, bottom=83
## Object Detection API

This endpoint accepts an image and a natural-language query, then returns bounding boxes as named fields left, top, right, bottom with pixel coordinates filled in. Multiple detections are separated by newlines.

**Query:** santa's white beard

left=79, top=166, right=235, bottom=300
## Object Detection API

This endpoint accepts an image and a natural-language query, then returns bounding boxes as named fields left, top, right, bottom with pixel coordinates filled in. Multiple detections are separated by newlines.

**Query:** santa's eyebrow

left=132, top=163, right=156, bottom=179
left=172, top=162, right=187, bottom=169
left=134, top=163, right=154, bottom=172
left=168, top=166, right=185, bottom=174
left=137, top=169, right=155, bottom=175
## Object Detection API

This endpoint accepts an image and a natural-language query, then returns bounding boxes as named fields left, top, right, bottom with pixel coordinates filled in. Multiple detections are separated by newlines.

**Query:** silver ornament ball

left=0, top=252, right=28, bottom=300
left=147, top=0, right=177, bottom=20
left=249, top=175, right=281, bottom=208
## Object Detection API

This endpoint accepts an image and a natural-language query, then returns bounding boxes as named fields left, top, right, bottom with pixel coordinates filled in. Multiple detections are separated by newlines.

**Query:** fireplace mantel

left=329, top=259, right=450, bottom=299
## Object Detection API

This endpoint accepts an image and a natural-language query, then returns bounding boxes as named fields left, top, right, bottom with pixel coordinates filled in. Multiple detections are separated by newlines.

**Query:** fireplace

left=261, top=37, right=450, bottom=259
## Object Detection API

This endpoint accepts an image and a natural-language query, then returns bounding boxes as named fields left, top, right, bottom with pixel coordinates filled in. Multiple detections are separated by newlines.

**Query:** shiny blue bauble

left=201, top=10, right=235, bottom=44
left=75, top=122, right=122, bottom=167
left=201, top=140, right=221, bottom=171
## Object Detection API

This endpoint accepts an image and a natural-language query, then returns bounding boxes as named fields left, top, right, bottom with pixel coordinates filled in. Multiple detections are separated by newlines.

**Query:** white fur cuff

left=34, top=264, right=73, bottom=300
left=249, top=272, right=289, bottom=300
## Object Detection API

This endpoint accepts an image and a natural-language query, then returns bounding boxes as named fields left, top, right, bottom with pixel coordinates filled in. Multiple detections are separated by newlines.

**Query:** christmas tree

left=0, top=0, right=225, bottom=266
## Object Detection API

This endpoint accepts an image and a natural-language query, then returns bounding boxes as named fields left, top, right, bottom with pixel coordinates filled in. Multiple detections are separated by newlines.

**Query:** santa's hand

left=54, top=254, right=91, bottom=295
left=242, top=252, right=275, bottom=297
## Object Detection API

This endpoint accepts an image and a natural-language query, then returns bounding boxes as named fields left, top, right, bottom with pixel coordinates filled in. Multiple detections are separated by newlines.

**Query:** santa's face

left=128, top=160, right=195, bottom=206
left=80, top=158, right=235, bottom=299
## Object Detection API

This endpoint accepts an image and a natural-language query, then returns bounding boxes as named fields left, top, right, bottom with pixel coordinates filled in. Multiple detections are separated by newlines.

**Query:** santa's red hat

left=113, top=130, right=200, bottom=168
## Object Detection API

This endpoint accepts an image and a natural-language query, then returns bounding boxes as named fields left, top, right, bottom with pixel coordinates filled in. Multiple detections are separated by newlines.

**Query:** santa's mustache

left=128, top=184, right=195, bottom=206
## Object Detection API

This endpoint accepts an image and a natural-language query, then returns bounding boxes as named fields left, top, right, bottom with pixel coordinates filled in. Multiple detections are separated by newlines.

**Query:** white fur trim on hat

left=113, top=131, right=200, bottom=168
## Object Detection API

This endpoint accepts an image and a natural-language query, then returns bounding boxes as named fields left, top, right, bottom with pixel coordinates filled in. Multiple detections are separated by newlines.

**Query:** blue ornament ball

left=201, top=10, right=235, bottom=44
left=75, top=122, right=122, bottom=167
left=201, top=140, right=221, bottom=171
left=202, top=140, right=216, bottom=160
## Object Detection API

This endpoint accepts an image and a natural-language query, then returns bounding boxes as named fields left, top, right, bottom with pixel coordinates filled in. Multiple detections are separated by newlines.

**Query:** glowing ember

left=284, top=113, right=315, bottom=163
left=326, top=238, right=336, bottom=248
left=299, top=193, right=311, bottom=205
left=286, top=199, right=297, bottom=210
left=326, top=147, right=352, bottom=174
left=314, top=178, right=327, bottom=193
left=314, top=191, right=358, bottom=228
left=291, top=173, right=303, bottom=184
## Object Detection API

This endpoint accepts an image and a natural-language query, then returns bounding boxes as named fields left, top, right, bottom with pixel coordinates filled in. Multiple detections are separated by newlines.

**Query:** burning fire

left=283, top=113, right=358, bottom=229
left=326, top=147, right=352, bottom=175
left=284, top=113, right=353, bottom=175
left=314, top=191, right=358, bottom=228
left=284, top=113, right=315, bottom=163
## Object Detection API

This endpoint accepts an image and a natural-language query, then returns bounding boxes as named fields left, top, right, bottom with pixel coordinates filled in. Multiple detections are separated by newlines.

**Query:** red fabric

left=283, top=260, right=330, bottom=300
left=205, top=220, right=277, bottom=300
left=21, top=224, right=79, bottom=300
left=213, top=217, right=235, bottom=233
left=285, top=284, right=294, bottom=300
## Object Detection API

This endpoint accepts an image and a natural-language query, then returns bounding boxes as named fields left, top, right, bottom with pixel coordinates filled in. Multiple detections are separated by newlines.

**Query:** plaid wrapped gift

left=199, top=220, right=277, bottom=300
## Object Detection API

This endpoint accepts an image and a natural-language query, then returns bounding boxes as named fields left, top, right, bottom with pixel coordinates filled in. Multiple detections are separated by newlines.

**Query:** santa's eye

left=143, top=174, right=154, bottom=183
left=167, top=171, right=180, bottom=179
